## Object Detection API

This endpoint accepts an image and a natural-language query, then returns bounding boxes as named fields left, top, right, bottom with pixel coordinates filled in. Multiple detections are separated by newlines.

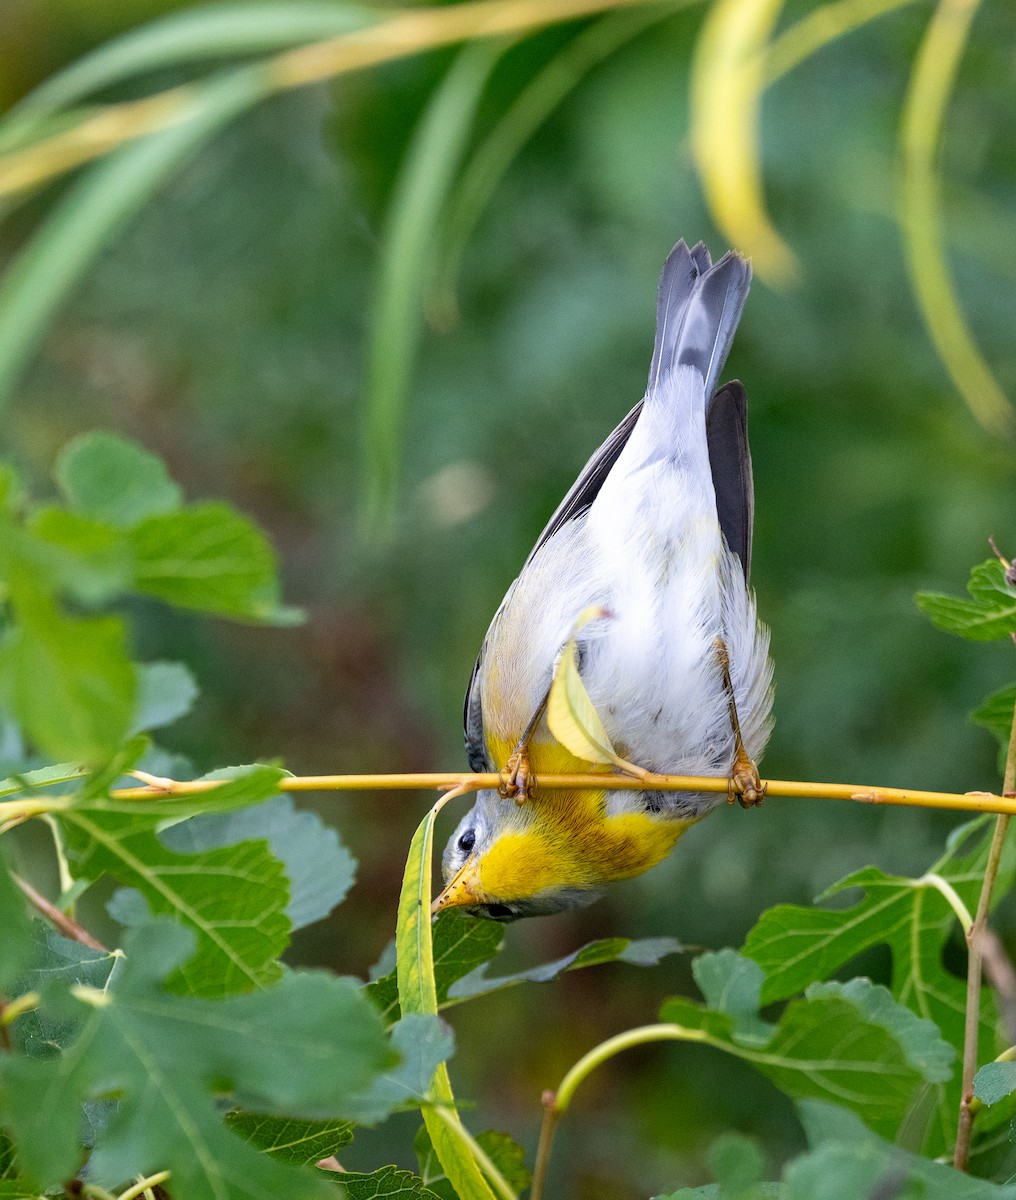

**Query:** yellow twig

left=92, top=770, right=1016, bottom=816
left=0, top=0, right=654, bottom=201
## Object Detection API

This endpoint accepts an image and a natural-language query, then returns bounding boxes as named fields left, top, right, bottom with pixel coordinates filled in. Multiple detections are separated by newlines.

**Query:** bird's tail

left=646, top=241, right=751, bottom=399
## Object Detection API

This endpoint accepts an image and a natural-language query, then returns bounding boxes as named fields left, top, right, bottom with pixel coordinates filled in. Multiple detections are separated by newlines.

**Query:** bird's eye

left=483, top=903, right=515, bottom=921
left=457, top=828, right=476, bottom=855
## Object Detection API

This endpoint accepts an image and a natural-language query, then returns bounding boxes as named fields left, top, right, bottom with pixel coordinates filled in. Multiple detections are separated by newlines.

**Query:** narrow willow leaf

left=0, top=67, right=267, bottom=405
left=0, top=4, right=377, bottom=154
left=361, top=39, right=506, bottom=534
left=690, top=0, right=798, bottom=284
left=546, top=605, right=616, bottom=765
left=899, top=0, right=1011, bottom=435
left=916, top=561, right=1016, bottom=642
left=434, top=6, right=683, bottom=320
left=396, top=804, right=498, bottom=1200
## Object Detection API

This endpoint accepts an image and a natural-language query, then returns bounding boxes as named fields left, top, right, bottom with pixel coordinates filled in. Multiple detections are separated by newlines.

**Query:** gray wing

left=463, top=400, right=644, bottom=769
left=706, top=380, right=753, bottom=581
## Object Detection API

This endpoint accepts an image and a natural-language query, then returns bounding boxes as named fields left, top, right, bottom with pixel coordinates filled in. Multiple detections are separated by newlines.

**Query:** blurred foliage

left=0, top=0, right=1014, bottom=1194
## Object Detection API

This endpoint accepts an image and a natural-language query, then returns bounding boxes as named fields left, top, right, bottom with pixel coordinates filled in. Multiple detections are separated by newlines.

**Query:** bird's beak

left=431, top=858, right=484, bottom=915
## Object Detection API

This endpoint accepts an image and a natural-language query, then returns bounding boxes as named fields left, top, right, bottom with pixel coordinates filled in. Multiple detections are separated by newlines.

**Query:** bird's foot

left=499, top=748, right=537, bottom=804
left=727, top=748, right=766, bottom=809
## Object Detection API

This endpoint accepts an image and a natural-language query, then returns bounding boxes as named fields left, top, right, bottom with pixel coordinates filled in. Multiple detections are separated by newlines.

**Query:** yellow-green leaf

left=546, top=606, right=617, bottom=766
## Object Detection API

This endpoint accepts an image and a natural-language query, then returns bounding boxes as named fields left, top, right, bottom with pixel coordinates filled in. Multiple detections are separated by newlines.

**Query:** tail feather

left=647, top=241, right=751, bottom=399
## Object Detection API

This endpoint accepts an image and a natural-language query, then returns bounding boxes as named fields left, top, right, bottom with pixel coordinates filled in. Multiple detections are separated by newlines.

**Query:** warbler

left=435, top=241, right=774, bottom=920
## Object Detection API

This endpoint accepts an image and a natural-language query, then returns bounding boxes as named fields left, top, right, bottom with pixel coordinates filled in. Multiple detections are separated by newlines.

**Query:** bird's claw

left=727, top=751, right=766, bottom=809
left=499, top=748, right=537, bottom=804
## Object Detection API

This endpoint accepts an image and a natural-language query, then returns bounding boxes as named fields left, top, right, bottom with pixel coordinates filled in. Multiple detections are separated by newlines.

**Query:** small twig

left=12, top=873, right=107, bottom=951
left=116, top=1173, right=170, bottom=1200
left=954, top=695, right=1016, bottom=1169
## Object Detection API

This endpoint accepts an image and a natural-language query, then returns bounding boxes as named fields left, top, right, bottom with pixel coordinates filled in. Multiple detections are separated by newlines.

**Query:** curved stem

left=117, top=1173, right=171, bottom=1200
left=914, top=872, right=974, bottom=935
left=954, top=697, right=1016, bottom=1169
left=531, top=1024, right=708, bottom=1200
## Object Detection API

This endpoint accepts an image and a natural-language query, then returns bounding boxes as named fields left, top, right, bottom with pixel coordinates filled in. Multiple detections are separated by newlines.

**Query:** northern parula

left=435, top=241, right=774, bottom=920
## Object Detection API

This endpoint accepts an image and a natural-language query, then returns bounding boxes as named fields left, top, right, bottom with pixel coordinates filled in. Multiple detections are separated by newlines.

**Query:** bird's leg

left=499, top=688, right=550, bottom=804
left=715, top=637, right=766, bottom=808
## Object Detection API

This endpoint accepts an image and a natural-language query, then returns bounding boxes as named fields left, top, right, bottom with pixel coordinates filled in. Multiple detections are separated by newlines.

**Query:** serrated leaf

left=0, top=592, right=135, bottom=763
left=546, top=605, right=618, bottom=766
left=129, top=501, right=292, bottom=622
left=691, top=950, right=774, bottom=1045
left=9, top=923, right=119, bottom=1057
left=341, top=1165, right=443, bottom=1200
left=24, top=507, right=132, bottom=602
left=659, top=957, right=952, bottom=1139
left=59, top=767, right=291, bottom=996
left=916, top=561, right=1016, bottom=641
left=741, top=817, right=1013, bottom=1153
left=0, top=920, right=394, bottom=1198
left=343, top=1014, right=454, bottom=1122
left=654, top=1132, right=777, bottom=1200
left=130, top=660, right=199, bottom=735
left=159, top=793, right=355, bottom=930
left=55, top=431, right=182, bottom=527
left=974, top=1061, right=1016, bottom=1107
left=448, top=934, right=684, bottom=1002
left=225, top=1112, right=354, bottom=1165
left=972, top=685, right=1016, bottom=748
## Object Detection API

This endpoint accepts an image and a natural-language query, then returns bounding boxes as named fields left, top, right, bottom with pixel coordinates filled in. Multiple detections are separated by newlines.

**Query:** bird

left=434, top=241, right=774, bottom=920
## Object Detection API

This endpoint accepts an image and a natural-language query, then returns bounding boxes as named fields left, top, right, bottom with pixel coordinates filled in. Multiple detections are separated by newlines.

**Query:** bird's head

left=435, top=791, right=605, bottom=920
left=434, top=789, right=690, bottom=920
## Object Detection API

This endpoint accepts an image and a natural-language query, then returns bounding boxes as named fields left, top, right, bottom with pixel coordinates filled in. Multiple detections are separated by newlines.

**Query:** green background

left=2, top=1, right=1015, bottom=1193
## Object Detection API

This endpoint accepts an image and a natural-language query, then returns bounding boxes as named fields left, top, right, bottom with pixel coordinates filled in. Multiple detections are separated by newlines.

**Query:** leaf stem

left=914, top=872, right=974, bottom=935
left=954, top=696, right=1016, bottom=1169
left=116, top=1173, right=171, bottom=1200
left=531, top=1024, right=708, bottom=1200
left=12, top=872, right=107, bottom=951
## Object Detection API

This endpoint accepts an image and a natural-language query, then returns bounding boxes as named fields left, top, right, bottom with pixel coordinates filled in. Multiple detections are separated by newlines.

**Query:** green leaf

left=0, top=920, right=395, bottom=1198
left=741, top=817, right=1013, bottom=1153
left=448, top=934, right=684, bottom=1002
left=0, top=853, right=33, bottom=991
left=654, top=1132, right=779, bottom=1200
left=916, top=561, right=1016, bottom=641
left=159, top=793, right=355, bottom=930
left=362, top=38, right=506, bottom=532
left=972, top=684, right=1016, bottom=748
left=129, top=501, right=293, bottom=622
left=7, top=923, right=118, bottom=1057
left=343, top=1014, right=454, bottom=1121
left=396, top=805, right=497, bottom=1200
left=130, top=660, right=199, bottom=735
left=414, top=1127, right=530, bottom=1200
left=225, top=1112, right=354, bottom=1165
left=61, top=767, right=291, bottom=997
left=974, top=1061, right=1016, bottom=1108
left=0, top=593, right=135, bottom=763
left=54, top=431, right=182, bottom=528
left=24, top=507, right=133, bottom=602
left=340, top=1165, right=443, bottom=1200
left=660, top=957, right=953, bottom=1139
left=691, top=950, right=775, bottom=1044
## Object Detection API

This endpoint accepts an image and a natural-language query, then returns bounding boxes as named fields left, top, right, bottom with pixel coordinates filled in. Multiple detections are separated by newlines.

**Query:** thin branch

left=97, top=769, right=1016, bottom=817
left=12, top=873, right=107, bottom=951
left=954, top=696, right=1016, bottom=1169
